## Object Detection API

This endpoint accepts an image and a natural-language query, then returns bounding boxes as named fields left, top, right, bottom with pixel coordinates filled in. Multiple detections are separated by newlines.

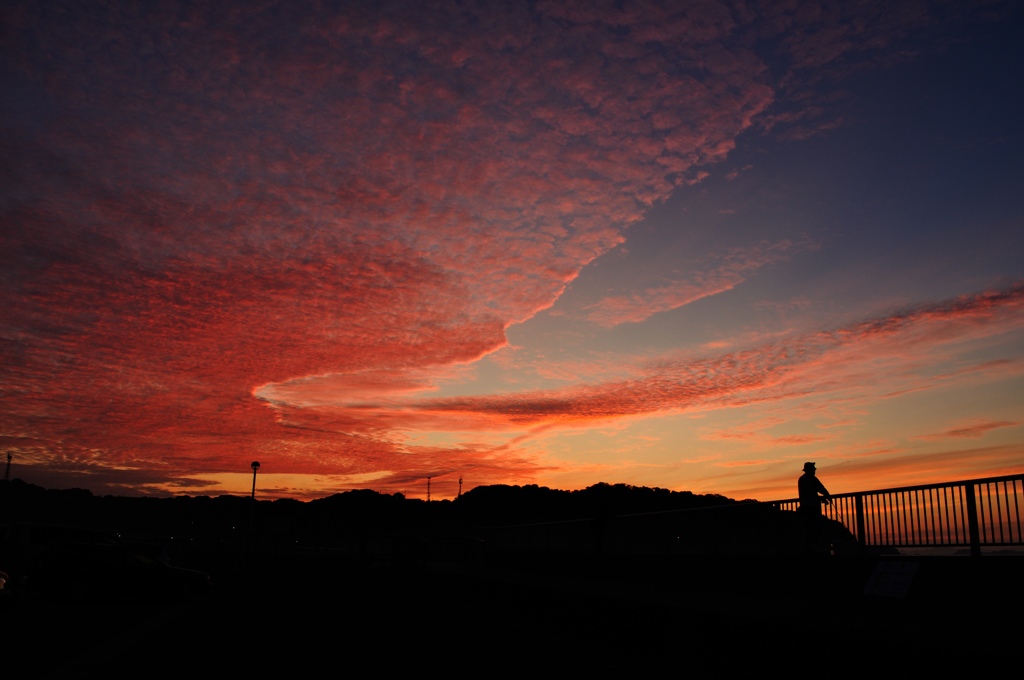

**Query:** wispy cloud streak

left=266, top=283, right=1024, bottom=434
left=585, top=239, right=813, bottom=326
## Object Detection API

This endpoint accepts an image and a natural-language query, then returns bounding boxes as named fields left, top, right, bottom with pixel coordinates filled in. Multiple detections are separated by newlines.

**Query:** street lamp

left=250, top=461, right=260, bottom=500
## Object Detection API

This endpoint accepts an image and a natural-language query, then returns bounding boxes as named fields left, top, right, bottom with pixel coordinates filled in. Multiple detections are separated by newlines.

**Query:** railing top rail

left=766, top=471, right=1024, bottom=506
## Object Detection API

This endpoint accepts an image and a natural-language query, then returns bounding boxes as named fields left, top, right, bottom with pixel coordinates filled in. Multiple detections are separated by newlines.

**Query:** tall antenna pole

left=4, top=452, right=10, bottom=482
left=458, top=475, right=463, bottom=499
left=427, top=476, right=431, bottom=502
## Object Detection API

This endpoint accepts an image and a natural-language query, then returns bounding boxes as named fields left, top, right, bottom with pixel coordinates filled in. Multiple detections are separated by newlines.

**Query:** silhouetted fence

left=478, top=474, right=1023, bottom=557
left=769, top=473, right=1024, bottom=556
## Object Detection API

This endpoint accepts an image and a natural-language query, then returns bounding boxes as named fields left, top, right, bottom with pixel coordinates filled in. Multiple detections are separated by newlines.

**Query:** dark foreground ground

left=4, top=552, right=1020, bottom=676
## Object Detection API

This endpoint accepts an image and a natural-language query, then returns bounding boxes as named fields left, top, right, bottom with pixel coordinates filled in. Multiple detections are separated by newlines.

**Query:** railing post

left=855, top=494, right=866, bottom=554
left=965, top=484, right=981, bottom=557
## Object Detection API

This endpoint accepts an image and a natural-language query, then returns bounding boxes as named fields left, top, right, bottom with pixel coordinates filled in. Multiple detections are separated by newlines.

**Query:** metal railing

left=769, top=473, right=1024, bottom=555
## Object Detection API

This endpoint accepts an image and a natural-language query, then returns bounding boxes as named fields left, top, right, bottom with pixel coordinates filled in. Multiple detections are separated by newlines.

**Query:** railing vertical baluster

left=983, top=481, right=991, bottom=544
left=1009, top=480, right=1017, bottom=542
left=906, top=490, right=914, bottom=545
left=920, top=488, right=927, bottom=544
left=880, top=494, right=887, bottom=545
left=973, top=483, right=980, bottom=545
left=975, top=485, right=984, bottom=544
left=985, top=482, right=996, bottom=544
left=879, top=494, right=885, bottom=545
left=855, top=494, right=865, bottom=553
left=866, top=495, right=873, bottom=544
left=942, top=486, right=952, bottom=545
left=906, top=490, right=912, bottom=545
left=884, top=489, right=892, bottom=548
left=913, top=489, right=919, bottom=545
left=909, top=491, right=917, bottom=544
left=957, top=485, right=967, bottom=545
left=873, top=494, right=881, bottom=545
left=919, top=488, right=927, bottom=544
left=902, top=490, right=910, bottom=546
left=966, top=484, right=981, bottom=557
left=865, top=495, right=873, bottom=544
left=924, top=489, right=929, bottom=544
left=921, top=489, right=929, bottom=548
left=891, top=491, right=898, bottom=545
left=922, top=489, right=929, bottom=544
left=994, top=482, right=1004, bottom=544
left=893, top=491, right=900, bottom=545
left=1013, top=479, right=1022, bottom=543
left=885, top=493, right=895, bottom=546
left=913, top=490, right=919, bottom=544
left=1008, top=480, right=1017, bottom=543
left=952, top=487, right=959, bottom=544
left=882, top=495, right=888, bottom=545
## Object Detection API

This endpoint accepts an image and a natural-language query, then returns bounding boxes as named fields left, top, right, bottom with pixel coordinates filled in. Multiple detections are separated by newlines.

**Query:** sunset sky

left=2, top=0, right=1022, bottom=502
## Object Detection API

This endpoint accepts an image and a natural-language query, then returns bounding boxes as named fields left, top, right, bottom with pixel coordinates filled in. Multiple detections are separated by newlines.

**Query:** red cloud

left=2, top=2, right=1018, bottom=497
left=2, top=1, right=783, bottom=489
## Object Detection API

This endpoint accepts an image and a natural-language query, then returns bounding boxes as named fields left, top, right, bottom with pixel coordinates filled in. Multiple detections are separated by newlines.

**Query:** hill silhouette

left=0, top=477, right=741, bottom=538
left=2, top=476, right=858, bottom=580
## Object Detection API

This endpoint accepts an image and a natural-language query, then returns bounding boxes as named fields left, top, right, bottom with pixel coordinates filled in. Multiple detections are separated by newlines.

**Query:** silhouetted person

left=799, top=462, right=830, bottom=512
left=798, top=461, right=831, bottom=551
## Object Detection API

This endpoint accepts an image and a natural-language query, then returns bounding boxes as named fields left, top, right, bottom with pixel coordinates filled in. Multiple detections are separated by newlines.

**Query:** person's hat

left=802, top=462, right=816, bottom=472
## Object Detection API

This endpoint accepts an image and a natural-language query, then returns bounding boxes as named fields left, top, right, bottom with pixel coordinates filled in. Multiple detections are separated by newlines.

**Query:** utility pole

left=4, top=452, right=10, bottom=482
left=427, top=476, right=431, bottom=502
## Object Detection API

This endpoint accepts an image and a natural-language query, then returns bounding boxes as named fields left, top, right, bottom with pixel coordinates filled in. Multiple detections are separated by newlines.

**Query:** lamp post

left=250, top=461, right=260, bottom=499
left=248, top=461, right=261, bottom=545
